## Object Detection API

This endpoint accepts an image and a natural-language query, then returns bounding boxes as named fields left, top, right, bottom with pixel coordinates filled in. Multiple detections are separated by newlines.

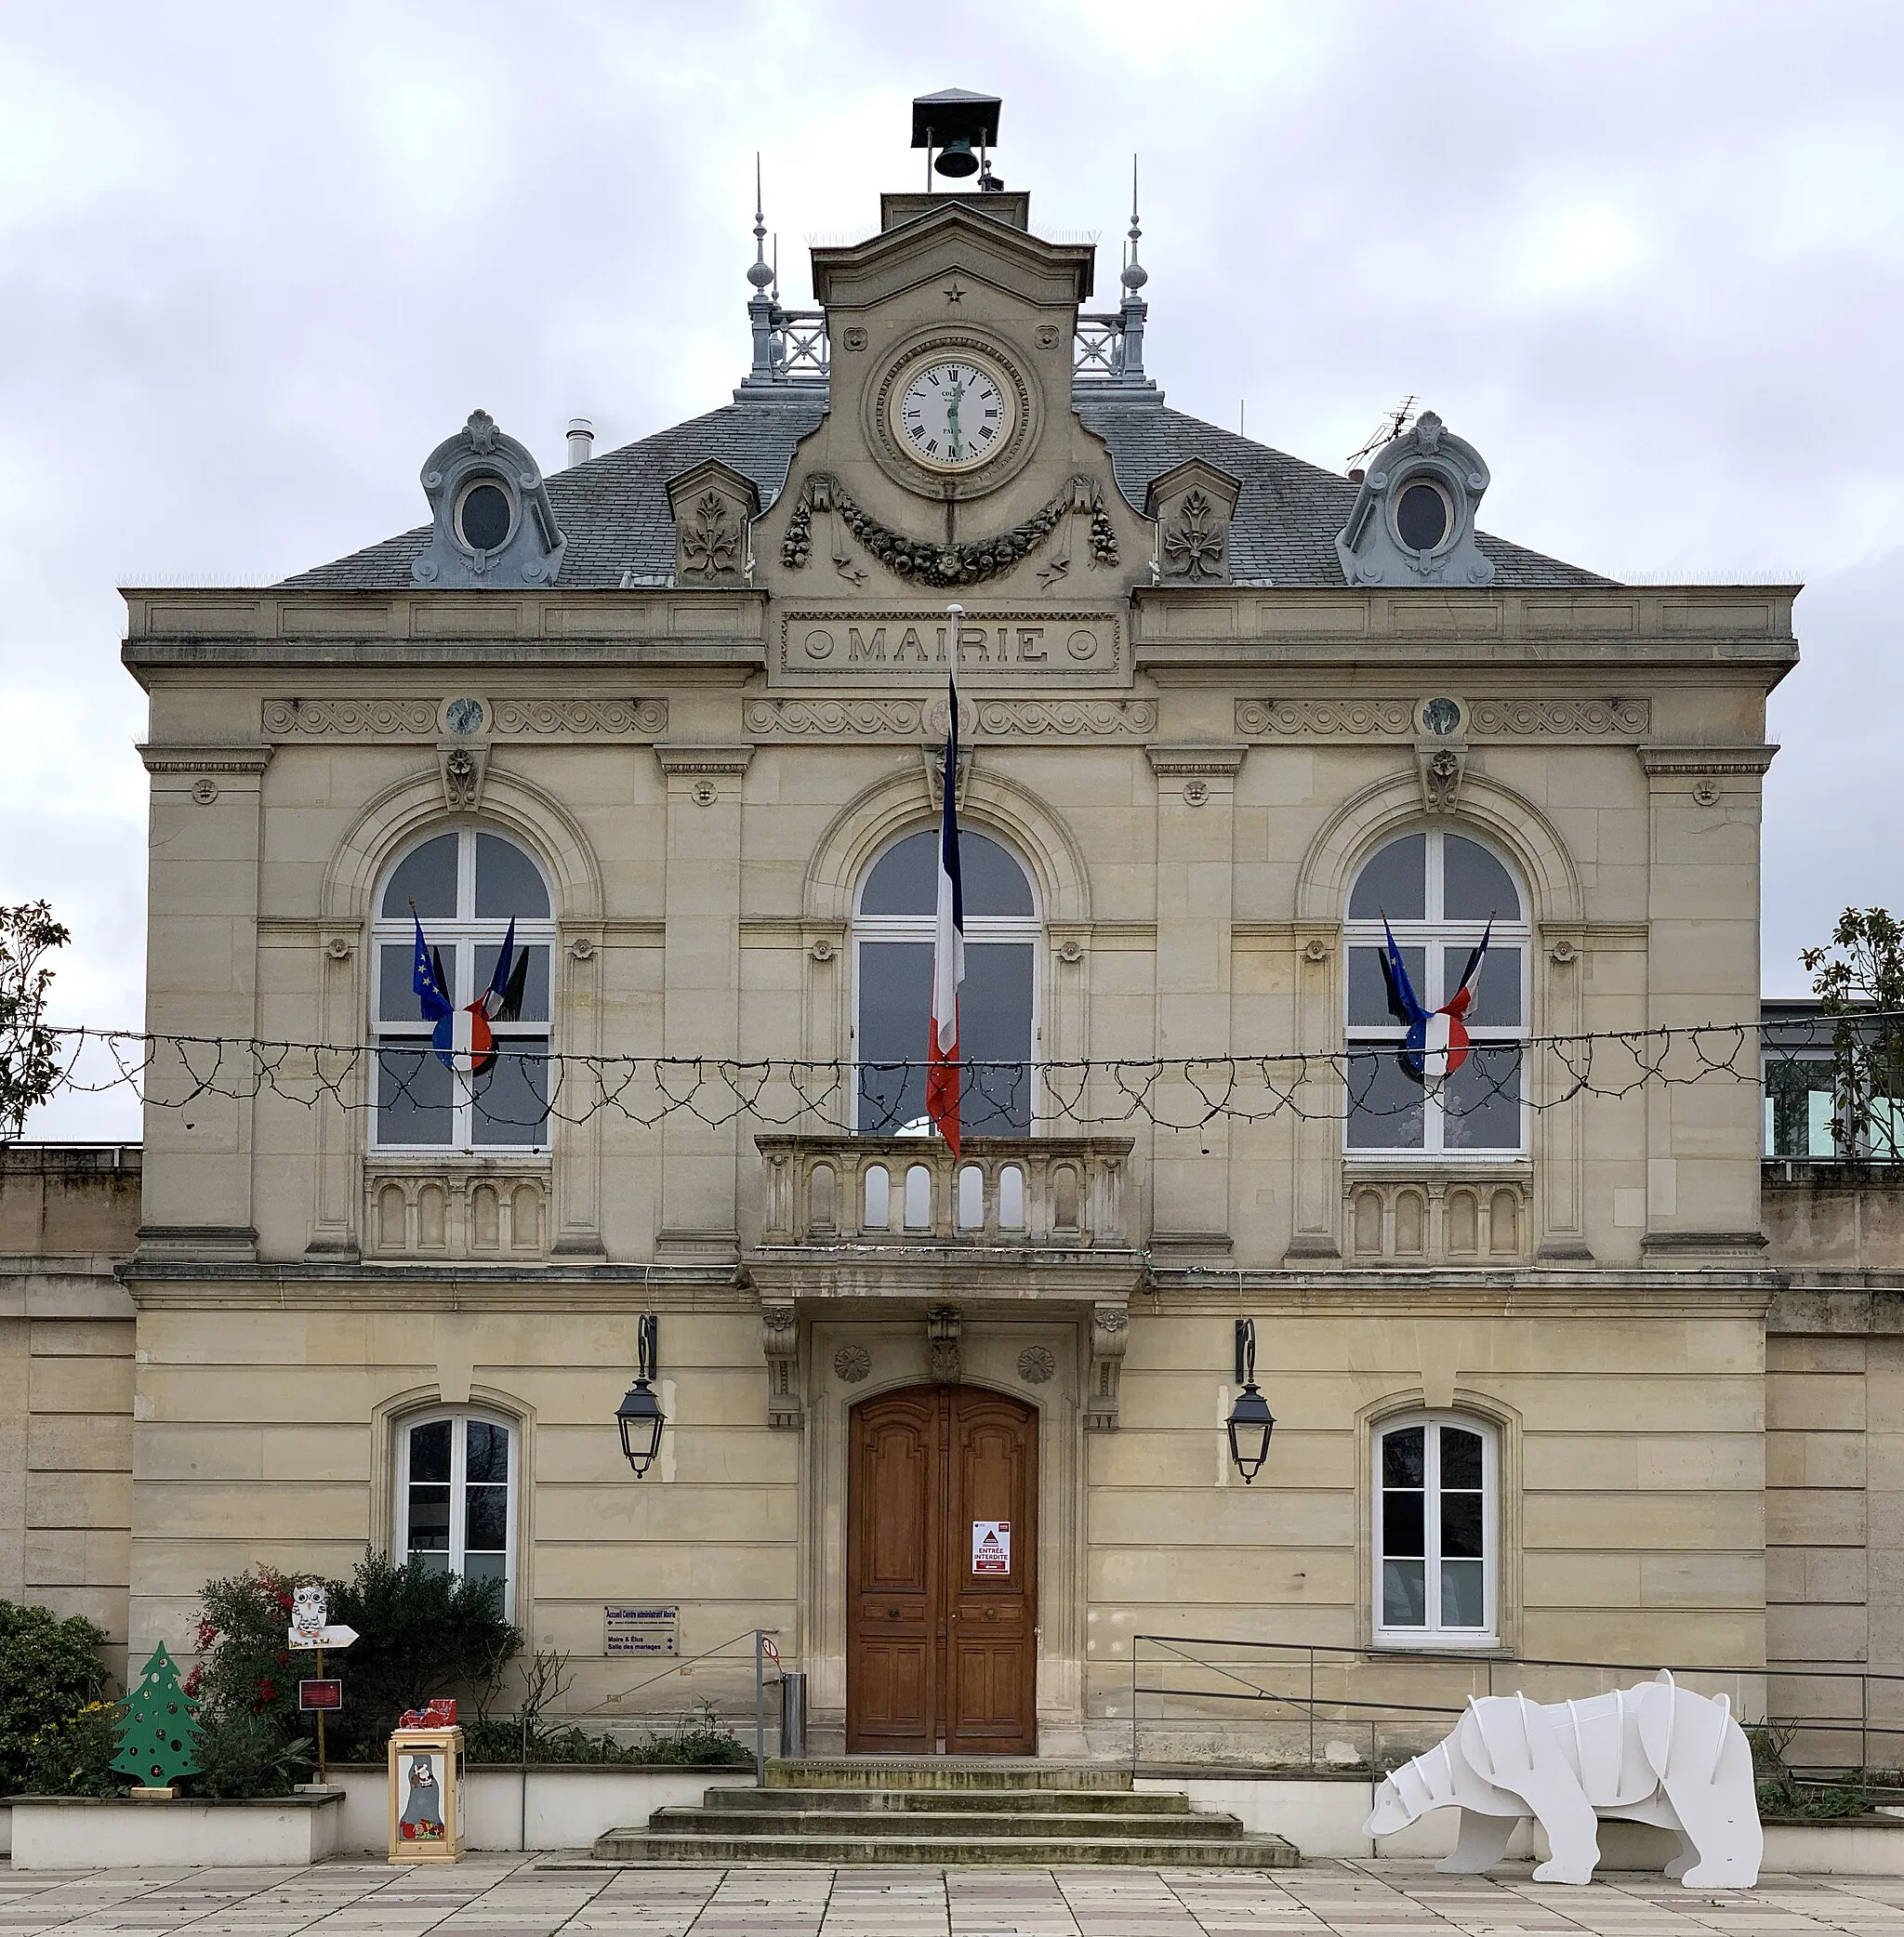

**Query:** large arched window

left=1344, top=827, right=1527, bottom=1154
left=1375, top=1412, right=1498, bottom=1645
left=394, top=1408, right=517, bottom=1614
left=853, top=827, right=1038, bottom=1136
left=372, top=827, right=555, bottom=1151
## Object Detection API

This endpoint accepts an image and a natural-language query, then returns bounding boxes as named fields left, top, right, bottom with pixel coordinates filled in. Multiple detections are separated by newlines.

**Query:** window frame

left=850, top=824, right=1042, bottom=1137
left=368, top=824, right=557, bottom=1155
left=1372, top=1411, right=1499, bottom=1649
left=392, top=1406, right=519, bottom=1618
left=1343, top=825, right=1531, bottom=1159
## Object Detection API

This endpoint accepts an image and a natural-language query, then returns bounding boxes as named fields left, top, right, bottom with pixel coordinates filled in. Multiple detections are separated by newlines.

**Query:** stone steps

left=712, top=1785, right=1194, bottom=1815
left=592, top=1759, right=1299, bottom=1866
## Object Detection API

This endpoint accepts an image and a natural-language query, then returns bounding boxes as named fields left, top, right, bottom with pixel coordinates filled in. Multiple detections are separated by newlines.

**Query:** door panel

left=846, top=1383, right=1038, bottom=1755
left=847, top=1391, right=938, bottom=1749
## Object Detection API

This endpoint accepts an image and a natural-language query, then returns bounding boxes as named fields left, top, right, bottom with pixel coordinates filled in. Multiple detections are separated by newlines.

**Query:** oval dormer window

left=1395, top=478, right=1451, bottom=553
left=457, top=480, right=515, bottom=553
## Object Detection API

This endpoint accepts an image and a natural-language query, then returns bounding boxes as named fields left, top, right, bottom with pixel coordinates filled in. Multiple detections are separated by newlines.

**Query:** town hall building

left=4, top=90, right=1897, bottom=1772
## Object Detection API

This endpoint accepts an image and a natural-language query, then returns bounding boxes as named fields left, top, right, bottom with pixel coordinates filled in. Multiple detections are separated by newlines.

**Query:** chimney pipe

left=566, top=417, right=595, bottom=468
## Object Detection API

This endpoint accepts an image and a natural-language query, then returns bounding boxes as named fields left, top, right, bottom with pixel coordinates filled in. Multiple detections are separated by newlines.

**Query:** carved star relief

left=944, top=280, right=966, bottom=304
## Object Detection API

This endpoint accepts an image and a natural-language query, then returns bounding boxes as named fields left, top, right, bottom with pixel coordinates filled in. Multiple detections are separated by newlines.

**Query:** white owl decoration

left=291, top=1584, right=327, bottom=1645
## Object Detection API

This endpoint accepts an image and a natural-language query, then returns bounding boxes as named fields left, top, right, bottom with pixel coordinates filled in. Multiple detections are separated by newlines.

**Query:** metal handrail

left=1128, top=1632, right=1904, bottom=1777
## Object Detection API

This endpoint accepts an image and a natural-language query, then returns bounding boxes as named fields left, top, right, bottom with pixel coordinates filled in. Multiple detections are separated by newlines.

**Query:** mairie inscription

left=774, top=609, right=1125, bottom=687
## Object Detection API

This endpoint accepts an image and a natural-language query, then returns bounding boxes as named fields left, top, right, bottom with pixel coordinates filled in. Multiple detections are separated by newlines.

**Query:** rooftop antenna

left=1347, top=395, right=1420, bottom=470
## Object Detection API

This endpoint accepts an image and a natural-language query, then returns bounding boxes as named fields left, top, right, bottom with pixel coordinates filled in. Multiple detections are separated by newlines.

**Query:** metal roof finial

left=747, top=153, right=774, bottom=292
left=1121, top=154, right=1148, bottom=295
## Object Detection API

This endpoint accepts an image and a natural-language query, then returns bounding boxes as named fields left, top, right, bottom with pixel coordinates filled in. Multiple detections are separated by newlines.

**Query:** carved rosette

left=1085, top=1301, right=1130, bottom=1430
left=761, top=1305, right=801, bottom=1428
left=437, top=743, right=489, bottom=810
left=833, top=1344, right=871, bottom=1385
left=1016, top=1345, right=1056, bottom=1387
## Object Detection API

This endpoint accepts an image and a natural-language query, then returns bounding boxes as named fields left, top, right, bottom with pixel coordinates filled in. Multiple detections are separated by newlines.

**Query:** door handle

left=886, top=1607, right=900, bottom=1619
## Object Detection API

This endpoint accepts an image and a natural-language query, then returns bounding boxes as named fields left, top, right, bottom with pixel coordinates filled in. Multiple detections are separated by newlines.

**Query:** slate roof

left=280, top=391, right=1612, bottom=592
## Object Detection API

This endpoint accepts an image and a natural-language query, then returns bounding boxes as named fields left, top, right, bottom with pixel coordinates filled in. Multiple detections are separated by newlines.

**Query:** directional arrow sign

left=287, top=1624, right=359, bottom=1650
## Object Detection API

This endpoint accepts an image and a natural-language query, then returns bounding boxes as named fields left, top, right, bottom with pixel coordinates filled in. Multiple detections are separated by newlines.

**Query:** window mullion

left=1425, top=1424, right=1443, bottom=1634
left=448, top=1416, right=466, bottom=1575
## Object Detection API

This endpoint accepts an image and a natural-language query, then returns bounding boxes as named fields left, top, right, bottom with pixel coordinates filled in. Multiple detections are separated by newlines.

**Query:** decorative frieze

left=742, top=696, right=1157, bottom=740
left=1234, top=697, right=1651, bottom=740
left=263, top=697, right=668, bottom=740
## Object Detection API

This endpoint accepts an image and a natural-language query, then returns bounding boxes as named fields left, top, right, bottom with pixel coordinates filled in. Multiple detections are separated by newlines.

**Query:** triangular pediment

left=812, top=201, right=1094, bottom=310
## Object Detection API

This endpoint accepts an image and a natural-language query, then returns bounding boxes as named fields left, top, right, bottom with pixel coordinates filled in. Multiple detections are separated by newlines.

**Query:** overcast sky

left=4, top=0, right=1900, bottom=1137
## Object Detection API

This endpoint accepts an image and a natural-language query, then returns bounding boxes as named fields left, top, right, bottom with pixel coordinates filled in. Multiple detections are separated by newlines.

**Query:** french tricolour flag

left=1382, top=916, right=1493, bottom=1084
left=413, top=912, right=523, bottom=1077
left=927, top=665, right=966, bottom=1156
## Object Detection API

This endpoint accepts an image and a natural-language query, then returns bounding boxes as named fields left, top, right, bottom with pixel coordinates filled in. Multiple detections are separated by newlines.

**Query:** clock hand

left=945, top=374, right=965, bottom=460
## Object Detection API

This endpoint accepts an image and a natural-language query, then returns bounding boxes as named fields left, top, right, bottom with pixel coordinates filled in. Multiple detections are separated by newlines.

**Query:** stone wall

left=0, top=1145, right=139, bottom=1680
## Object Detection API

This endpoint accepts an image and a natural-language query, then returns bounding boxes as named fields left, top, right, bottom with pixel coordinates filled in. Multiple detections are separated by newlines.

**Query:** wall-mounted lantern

left=1226, top=1318, right=1276, bottom=1483
left=615, top=1313, right=666, bottom=1476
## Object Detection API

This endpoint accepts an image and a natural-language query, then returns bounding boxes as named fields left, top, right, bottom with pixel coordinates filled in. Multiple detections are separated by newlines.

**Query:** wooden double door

left=846, top=1383, right=1038, bottom=1754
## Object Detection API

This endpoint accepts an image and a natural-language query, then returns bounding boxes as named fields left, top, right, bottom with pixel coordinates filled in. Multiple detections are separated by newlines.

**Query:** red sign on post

left=298, top=1679, right=343, bottom=1712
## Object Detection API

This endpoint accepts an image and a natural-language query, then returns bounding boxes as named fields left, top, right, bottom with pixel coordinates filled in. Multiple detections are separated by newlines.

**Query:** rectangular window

left=397, top=1412, right=515, bottom=1614
left=1375, top=1417, right=1497, bottom=1646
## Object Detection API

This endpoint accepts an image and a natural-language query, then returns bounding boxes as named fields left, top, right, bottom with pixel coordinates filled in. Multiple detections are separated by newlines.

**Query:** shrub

left=22, top=1699, right=122, bottom=1798
left=192, top=1556, right=522, bottom=1775
left=326, top=1553, right=522, bottom=1757
left=0, top=1601, right=109, bottom=1794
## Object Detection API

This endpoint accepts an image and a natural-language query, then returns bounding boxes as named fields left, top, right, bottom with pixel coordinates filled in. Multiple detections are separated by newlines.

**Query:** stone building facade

left=4, top=101, right=1895, bottom=1761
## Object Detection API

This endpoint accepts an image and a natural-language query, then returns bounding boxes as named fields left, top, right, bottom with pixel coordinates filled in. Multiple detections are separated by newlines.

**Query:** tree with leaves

left=1800, top=908, right=1904, bottom=1160
left=0, top=901, right=71, bottom=1142
left=112, top=1641, right=203, bottom=1790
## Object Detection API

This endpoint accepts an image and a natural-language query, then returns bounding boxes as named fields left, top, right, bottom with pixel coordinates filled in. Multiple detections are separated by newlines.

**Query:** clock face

left=892, top=357, right=1015, bottom=472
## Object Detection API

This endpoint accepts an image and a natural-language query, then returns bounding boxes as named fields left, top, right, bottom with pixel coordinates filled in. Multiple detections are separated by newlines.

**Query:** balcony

left=755, top=1135, right=1134, bottom=1252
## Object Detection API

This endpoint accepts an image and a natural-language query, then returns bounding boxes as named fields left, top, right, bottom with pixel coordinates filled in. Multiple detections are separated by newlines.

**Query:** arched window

left=371, top=827, right=555, bottom=1151
left=853, top=826, right=1038, bottom=1137
left=394, top=1409, right=517, bottom=1614
left=1344, top=828, right=1527, bottom=1154
left=1375, top=1413, right=1497, bottom=1644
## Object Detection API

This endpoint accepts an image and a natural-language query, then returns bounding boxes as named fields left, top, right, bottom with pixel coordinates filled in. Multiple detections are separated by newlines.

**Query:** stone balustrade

left=364, top=1161, right=549, bottom=1260
left=756, top=1135, right=1133, bottom=1249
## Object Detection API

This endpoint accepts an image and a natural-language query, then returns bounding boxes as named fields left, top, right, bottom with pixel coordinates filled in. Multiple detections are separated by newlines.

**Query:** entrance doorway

left=846, top=1383, right=1038, bottom=1754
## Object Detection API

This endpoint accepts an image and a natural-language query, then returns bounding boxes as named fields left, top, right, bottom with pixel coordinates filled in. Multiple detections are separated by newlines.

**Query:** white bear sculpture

left=1362, top=1671, right=1762, bottom=1887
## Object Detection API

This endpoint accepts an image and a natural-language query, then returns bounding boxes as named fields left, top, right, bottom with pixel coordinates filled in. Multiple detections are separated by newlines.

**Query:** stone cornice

left=1638, top=743, right=1779, bottom=774
left=138, top=743, right=272, bottom=773
left=654, top=744, right=756, bottom=775
left=1144, top=743, right=1249, bottom=778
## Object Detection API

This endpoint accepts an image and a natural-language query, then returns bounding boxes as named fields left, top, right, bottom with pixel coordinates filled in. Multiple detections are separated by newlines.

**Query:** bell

left=934, top=136, right=980, bottom=178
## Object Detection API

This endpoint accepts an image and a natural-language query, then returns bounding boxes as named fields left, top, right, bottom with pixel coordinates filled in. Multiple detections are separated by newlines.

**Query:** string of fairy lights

left=26, top=1013, right=1867, bottom=1138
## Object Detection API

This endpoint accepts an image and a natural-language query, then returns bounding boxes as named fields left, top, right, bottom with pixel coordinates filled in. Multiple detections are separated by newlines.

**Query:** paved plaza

left=4, top=1861, right=1904, bottom=1937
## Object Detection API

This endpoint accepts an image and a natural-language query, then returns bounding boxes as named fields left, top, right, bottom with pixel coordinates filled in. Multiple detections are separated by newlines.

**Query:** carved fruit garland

left=781, top=471, right=1117, bottom=588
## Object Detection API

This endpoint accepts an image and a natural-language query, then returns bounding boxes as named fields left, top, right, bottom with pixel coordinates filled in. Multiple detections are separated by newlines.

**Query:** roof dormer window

left=1395, top=479, right=1451, bottom=555
left=456, top=480, right=515, bottom=555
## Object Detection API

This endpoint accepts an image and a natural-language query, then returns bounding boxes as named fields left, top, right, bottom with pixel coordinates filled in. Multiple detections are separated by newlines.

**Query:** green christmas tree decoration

left=112, top=1641, right=203, bottom=1789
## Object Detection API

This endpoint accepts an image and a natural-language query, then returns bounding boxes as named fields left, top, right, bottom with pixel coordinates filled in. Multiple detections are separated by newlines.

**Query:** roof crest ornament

left=1071, top=153, right=1157, bottom=402
left=738, top=154, right=829, bottom=402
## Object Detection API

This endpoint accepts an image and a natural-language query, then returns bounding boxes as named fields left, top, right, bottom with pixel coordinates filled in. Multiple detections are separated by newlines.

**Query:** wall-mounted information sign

left=604, top=1603, right=680, bottom=1655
